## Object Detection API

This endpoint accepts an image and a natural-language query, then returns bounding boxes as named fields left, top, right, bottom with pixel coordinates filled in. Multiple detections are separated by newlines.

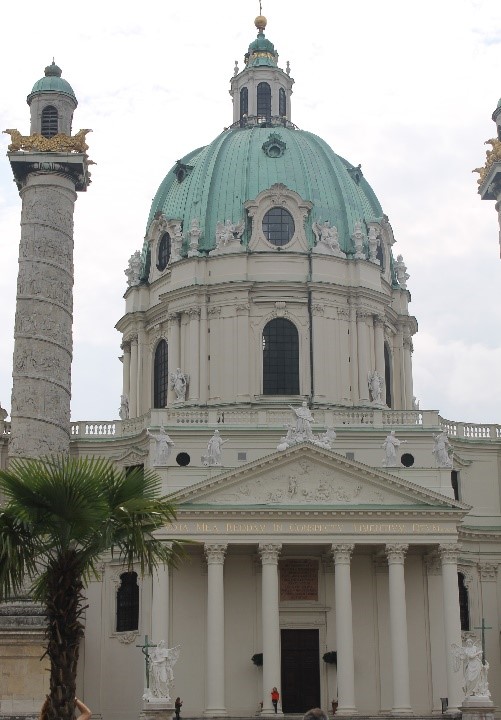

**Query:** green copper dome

left=144, top=125, right=384, bottom=261
left=27, top=61, right=77, bottom=103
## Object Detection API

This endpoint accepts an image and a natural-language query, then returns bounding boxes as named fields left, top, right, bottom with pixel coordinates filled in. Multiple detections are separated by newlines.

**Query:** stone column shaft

left=129, top=337, right=138, bottom=418
left=403, top=335, right=413, bottom=410
left=204, top=544, right=227, bottom=717
left=386, top=544, right=412, bottom=714
left=259, top=544, right=282, bottom=716
left=199, top=307, right=208, bottom=404
left=122, top=342, right=131, bottom=398
left=332, top=544, right=357, bottom=715
left=167, top=314, right=180, bottom=406
left=10, top=174, right=77, bottom=458
left=151, top=564, right=169, bottom=647
left=439, top=544, right=463, bottom=714
left=349, top=305, right=359, bottom=402
left=188, top=308, right=200, bottom=402
left=312, top=306, right=326, bottom=401
left=357, top=312, right=370, bottom=402
left=236, top=305, right=250, bottom=401
left=374, top=317, right=385, bottom=378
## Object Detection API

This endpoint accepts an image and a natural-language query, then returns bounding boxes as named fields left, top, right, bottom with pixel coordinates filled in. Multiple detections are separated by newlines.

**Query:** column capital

left=186, top=306, right=201, bottom=318
left=385, top=543, right=408, bottom=563
left=331, top=544, right=354, bottom=564
left=258, top=543, right=281, bottom=564
left=204, top=543, right=227, bottom=564
left=167, top=312, right=180, bottom=323
left=438, top=543, right=461, bottom=564
left=374, top=314, right=385, bottom=327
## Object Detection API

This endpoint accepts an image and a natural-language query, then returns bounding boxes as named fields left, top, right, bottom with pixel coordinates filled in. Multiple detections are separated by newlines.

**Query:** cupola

left=229, top=17, right=294, bottom=126
left=27, top=61, right=77, bottom=137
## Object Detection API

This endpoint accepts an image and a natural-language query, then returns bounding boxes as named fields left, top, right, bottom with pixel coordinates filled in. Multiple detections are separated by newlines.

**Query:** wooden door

left=280, top=629, right=320, bottom=713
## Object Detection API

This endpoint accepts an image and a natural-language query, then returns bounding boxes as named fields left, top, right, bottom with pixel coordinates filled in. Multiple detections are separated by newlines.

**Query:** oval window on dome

left=157, top=232, right=171, bottom=271
left=262, top=207, right=295, bottom=246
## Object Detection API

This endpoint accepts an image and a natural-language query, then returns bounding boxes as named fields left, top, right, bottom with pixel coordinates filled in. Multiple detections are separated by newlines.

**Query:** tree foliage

left=0, top=456, right=184, bottom=720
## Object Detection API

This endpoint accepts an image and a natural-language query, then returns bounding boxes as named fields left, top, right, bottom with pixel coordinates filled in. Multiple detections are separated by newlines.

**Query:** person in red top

left=271, top=688, right=280, bottom=714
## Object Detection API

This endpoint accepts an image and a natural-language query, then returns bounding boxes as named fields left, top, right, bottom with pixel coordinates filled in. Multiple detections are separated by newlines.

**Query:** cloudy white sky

left=0, top=0, right=500, bottom=423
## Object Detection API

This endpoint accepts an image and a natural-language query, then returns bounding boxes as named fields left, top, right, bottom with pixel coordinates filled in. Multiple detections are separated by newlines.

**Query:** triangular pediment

left=171, top=444, right=468, bottom=511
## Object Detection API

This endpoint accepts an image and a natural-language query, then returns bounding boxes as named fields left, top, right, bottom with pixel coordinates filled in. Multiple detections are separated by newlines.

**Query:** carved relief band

left=10, top=175, right=79, bottom=458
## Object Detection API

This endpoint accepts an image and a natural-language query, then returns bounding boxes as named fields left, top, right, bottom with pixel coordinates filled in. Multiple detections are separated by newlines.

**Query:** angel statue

left=312, top=220, right=345, bottom=257
left=169, top=368, right=189, bottom=402
left=214, top=218, right=245, bottom=250
left=451, top=638, right=490, bottom=699
left=144, top=642, right=181, bottom=702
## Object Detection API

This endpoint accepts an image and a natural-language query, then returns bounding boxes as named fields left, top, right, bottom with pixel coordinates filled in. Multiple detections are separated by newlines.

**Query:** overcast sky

left=1, top=0, right=500, bottom=423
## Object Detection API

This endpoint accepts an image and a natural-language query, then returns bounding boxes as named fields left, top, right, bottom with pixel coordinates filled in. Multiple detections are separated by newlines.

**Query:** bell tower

left=6, top=62, right=91, bottom=458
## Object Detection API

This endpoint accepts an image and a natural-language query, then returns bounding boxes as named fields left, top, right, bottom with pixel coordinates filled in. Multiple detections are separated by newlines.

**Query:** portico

left=151, top=445, right=468, bottom=718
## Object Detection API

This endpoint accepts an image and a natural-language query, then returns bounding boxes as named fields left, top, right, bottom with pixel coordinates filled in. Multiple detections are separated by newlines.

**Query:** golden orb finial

left=255, top=15, right=267, bottom=32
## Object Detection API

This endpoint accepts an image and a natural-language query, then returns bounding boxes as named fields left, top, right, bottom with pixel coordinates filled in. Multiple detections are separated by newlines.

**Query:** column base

left=391, top=710, right=413, bottom=715
left=335, top=709, right=358, bottom=716
left=203, top=710, right=228, bottom=717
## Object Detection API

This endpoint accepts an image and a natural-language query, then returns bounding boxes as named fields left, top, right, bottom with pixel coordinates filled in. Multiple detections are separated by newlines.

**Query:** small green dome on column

left=27, top=61, right=77, bottom=103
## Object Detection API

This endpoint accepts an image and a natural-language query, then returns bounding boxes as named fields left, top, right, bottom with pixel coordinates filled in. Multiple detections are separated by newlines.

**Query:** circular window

left=157, top=232, right=171, bottom=271
left=176, top=452, right=190, bottom=467
left=262, top=207, right=295, bottom=247
left=401, top=453, right=415, bottom=467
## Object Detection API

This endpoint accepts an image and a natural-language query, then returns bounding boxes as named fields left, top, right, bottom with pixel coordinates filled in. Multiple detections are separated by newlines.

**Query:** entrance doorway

left=281, top=629, right=320, bottom=713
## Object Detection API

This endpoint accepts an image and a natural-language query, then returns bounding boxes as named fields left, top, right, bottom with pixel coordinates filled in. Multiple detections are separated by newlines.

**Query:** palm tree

left=0, top=455, right=184, bottom=720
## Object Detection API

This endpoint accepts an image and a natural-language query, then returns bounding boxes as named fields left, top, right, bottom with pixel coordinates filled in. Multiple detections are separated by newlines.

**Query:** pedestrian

left=175, top=697, right=183, bottom=720
left=271, top=687, right=280, bottom=714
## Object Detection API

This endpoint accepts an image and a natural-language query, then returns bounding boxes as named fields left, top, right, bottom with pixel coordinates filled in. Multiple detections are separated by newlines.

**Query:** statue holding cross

left=137, top=635, right=181, bottom=703
left=136, top=635, right=157, bottom=689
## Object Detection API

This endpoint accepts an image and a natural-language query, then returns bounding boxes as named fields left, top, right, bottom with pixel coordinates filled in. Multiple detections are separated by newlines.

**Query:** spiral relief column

left=7, top=63, right=90, bottom=458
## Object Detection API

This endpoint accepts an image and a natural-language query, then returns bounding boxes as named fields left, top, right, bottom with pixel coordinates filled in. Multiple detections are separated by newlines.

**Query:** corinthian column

left=204, top=543, right=227, bottom=717
left=259, top=543, right=282, bottom=716
left=332, top=544, right=357, bottom=715
left=386, top=544, right=412, bottom=714
left=439, top=544, right=463, bottom=714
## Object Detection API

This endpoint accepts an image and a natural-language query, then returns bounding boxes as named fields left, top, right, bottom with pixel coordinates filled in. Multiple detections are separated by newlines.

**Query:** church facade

left=2, top=15, right=501, bottom=720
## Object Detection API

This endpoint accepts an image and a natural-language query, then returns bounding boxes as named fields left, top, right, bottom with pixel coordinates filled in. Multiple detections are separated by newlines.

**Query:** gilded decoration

left=473, top=137, right=501, bottom=185
left=4, top=128, right=92, bottom=155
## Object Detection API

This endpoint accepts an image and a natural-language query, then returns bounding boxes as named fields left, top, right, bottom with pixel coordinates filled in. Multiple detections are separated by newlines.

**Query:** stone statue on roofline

left=125, top=251, right=142, bottom=287
left=312, top=220, right=346, bottom=257
left=277, top=403, right=337, bottom=451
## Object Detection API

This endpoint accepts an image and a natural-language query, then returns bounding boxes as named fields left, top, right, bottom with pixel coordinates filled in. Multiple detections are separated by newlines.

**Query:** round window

left=262, top=207, right=295, bottom=247
left=157, top=232, right=171, bottom=271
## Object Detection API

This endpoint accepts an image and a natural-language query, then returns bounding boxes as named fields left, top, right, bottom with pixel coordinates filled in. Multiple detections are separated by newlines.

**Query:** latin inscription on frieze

left=280, top=559, right=318, bottom=601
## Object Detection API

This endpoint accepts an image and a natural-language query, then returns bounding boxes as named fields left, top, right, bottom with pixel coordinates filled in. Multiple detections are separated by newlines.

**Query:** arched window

left=279, top=88, right=287, bottom=117
left=116, top=571, right=139, bottom=632
left=263, top=318, right=299, bottom=395
left=41, top=105, right=58, bottom=138
left=153, top=339, right=168, bottom=408
left=458, top=572, right=470, bottom=631
left=376, top=242, right=384, bottom=269
left=157, top=232, right=171, bottom=271
left=257, top=82, right=271, bottom=121
left=384, top=343, right=392, bottom=408
left=240, top=87, right=248, bottom=119
left=262, top=207, right=295, bottom=246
